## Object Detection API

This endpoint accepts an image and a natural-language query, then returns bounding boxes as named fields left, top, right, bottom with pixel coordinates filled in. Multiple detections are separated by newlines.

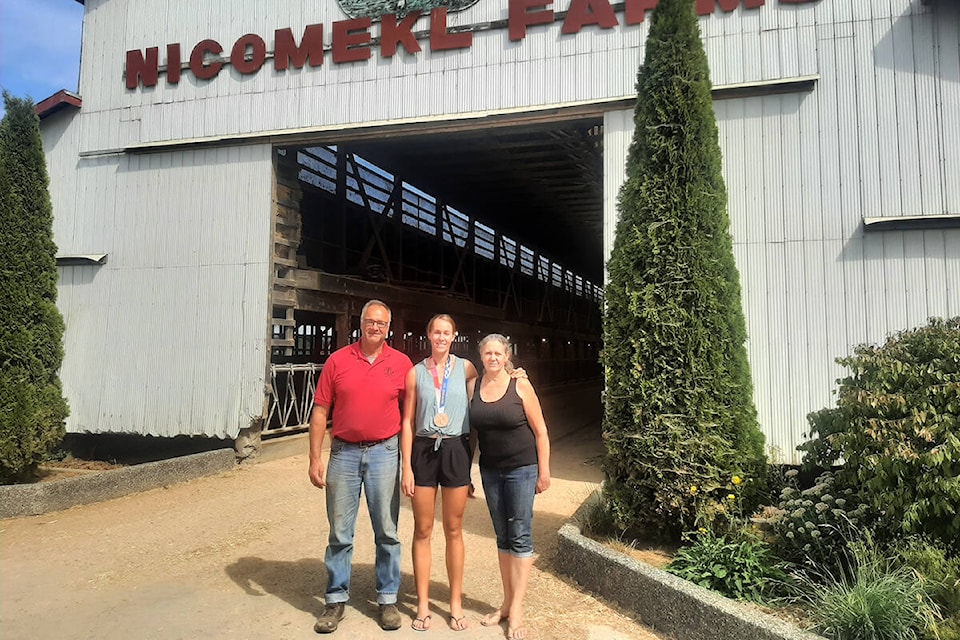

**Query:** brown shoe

left=314, top=603, right=345, bottom=634
left=378, top=603, right=402, bottom=631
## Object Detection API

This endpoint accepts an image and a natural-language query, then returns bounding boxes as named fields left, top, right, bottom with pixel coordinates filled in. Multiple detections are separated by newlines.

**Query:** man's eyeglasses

left=362, top=319, right=389, bottom=329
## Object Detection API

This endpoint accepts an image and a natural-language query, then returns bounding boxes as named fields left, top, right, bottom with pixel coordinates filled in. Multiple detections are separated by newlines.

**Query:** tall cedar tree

left=0, top=93, right=69, bottom=482
left=601, top=0, right=766, bottom=539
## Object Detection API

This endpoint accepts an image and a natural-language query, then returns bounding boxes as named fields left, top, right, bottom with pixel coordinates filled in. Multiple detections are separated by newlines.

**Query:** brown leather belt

left=336, top=435, right=394, bottom=448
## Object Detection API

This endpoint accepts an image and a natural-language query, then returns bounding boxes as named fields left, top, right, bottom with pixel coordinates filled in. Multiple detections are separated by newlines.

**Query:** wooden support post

left=336, top=313, right=352, bottom=349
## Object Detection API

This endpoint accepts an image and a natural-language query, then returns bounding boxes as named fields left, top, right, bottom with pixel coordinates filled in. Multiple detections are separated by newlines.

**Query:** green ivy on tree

left=600, top=0, right=766, bottom=539
left=0, top=92, right=69, bottom=483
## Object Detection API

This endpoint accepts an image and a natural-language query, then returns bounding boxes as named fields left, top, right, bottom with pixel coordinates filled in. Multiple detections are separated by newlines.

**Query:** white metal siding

left=43, top=113, right=272, bottom=438
left=54, top=0, right=960, bottom=451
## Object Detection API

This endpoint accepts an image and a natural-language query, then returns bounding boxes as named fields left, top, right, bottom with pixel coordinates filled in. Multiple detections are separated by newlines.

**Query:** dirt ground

left=0, top=383, right=666, bottom=640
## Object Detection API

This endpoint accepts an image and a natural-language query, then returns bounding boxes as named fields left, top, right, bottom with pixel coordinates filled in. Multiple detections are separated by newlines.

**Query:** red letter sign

left=562, top=0, right=619, bottom=34
left=430, top=8, right=472, bottom=51
left=509, top=0, right=555, bottom=41
left=166, top=44, right=182, bottom=84
left=190, top=39, right=224, bottom=80
left=275, top=25, right=325, bottom=70
left=126, top=47, right=159, bottom=89
left=231, top=34, right=267, bottom=74
left=381, top=12, right=423, bottom=57
left=332, top=18, right=373, bottom=63
left=624, top=0, right=658, bottom=24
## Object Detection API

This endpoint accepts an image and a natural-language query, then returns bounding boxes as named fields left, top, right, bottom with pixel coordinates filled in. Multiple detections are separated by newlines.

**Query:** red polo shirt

left=314, top=341, right=413, bottom=443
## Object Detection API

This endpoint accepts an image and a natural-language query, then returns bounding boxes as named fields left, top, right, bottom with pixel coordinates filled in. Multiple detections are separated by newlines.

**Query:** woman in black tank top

left=468, top=333, right=551, bottom=640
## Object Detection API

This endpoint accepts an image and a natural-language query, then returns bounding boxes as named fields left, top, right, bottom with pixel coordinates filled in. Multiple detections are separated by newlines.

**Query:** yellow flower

left=689, top=485, right=698, bottom=495
left=697, top=527, right=708, bottom=535
left=727, top=494, right=736, bottom=501
left=732, top=475, right=742, bottom=485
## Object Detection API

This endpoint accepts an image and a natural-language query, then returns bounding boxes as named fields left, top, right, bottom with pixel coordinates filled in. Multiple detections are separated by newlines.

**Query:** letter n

left=126, top=47, right=159, bottom=89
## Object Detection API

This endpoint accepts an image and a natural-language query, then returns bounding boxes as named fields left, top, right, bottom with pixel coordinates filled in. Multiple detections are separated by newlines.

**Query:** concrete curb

left=0, top=449, right=237, bottom=519
left=556, top=490, right=826, bottom=640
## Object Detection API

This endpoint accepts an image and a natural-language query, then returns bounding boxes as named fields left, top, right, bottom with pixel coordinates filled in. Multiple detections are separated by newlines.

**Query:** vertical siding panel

left=720, top=100, right=747, bottom=242
left=873, top=18, right=902, bottom=215
left=762, top=96, right=784, bottom=242
left=902, top=231, right=928, bottom=327
left=842, top=238, right=868, bottom=362
left=938, top=16, right=960, bottom=213
left=781, top=94, right=802, bottom=242
left=822, top=238, right=847, bottom=397
left=784, top=241, right=808, bottom=456
left=946, top=231, right=960, bottom=313
left=912, top=14, right=943, bottom=216
left=765, top=243, right=790, bottom=456
left=47, top=143, right=272, bottom=438
left=799, top=93, right=823, bottom=241
left=803, top=241, right=828, bottom=446
left=836, top=34, right=864, bottom=239
left=863, top=235, right=888, bottom=340
left=882, top=233, right=907, bottom=333
left=742, top=243, right=771, bottom=455
left=602, top=109, right=633, bottom=270
left=923, top=231, right=947, bottom=316
left=741, top=21, right=761, bottom=83
left=892, top=16, right=922, bottom=216
left=742, top=98, right=764, bottom=245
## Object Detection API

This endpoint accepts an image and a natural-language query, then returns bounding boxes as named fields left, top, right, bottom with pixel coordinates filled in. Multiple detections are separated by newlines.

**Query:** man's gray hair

left=361, top=299, right=392, bottom=322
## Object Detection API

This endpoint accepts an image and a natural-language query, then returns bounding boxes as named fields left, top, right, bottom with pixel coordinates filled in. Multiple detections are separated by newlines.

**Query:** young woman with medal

left=400, top=314, right=477, bottom=632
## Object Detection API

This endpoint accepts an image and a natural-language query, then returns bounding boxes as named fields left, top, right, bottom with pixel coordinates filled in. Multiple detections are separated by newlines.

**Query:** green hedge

left=0, top=93, right=69, bottom=483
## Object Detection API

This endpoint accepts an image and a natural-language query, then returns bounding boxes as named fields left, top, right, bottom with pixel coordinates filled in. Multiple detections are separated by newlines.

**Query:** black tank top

left=470, top=378, right=538, bottom=470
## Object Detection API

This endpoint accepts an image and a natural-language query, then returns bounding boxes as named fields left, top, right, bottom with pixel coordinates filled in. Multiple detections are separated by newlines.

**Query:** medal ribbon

left=431, top=356, right=453, bottom=450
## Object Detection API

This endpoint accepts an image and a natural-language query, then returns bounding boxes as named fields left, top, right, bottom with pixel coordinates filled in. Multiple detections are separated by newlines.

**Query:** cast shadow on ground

left=224, top=558, right=495, bottom=624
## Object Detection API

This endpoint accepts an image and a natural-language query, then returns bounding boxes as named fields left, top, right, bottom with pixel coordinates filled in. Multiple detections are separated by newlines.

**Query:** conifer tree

left=0, top=92, right=69, bottom=482
left=601, top=0, right=766, bottom=538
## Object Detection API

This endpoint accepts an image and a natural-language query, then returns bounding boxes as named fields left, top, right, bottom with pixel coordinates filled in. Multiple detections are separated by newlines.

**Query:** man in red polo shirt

left=308, top=299, right=413, bottom=634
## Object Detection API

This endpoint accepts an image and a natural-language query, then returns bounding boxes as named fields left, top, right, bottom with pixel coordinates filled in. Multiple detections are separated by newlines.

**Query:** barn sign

left=125, top=0, right=817, bottom=89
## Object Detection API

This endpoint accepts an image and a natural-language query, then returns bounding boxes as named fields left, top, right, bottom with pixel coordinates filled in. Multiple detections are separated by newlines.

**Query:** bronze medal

left=434, top=413, right=450, bottom=427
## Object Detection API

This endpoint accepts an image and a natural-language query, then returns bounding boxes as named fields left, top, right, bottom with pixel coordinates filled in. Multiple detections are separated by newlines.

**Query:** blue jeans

left=480, top=464, right=538, bottom=558
left=324, top=435, right=401, bottom=605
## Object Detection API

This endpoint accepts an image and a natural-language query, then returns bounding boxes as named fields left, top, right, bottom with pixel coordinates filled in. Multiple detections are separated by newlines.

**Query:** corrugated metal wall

left=604, top=4, right=960, bottom=462
left=54, top=0, right=960, bottom=448
left=43, top=109, right=273, bottom=437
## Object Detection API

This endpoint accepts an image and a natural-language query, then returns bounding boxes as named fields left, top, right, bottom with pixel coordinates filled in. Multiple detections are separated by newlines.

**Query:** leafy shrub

left=773, top=470, right=876, bottom=571
left=798, top=317, right=960, bottom=552
left=668, top=527, right=788, bottom=602
left=796, top=535, right=941, bottom=640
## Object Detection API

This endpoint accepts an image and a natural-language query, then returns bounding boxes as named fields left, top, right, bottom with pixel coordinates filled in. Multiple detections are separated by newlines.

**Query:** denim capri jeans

left=480, top=463, right=538, bottom=558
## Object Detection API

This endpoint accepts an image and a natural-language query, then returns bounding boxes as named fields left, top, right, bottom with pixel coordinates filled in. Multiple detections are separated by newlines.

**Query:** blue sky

left=0, top=0, right=84, bottom=117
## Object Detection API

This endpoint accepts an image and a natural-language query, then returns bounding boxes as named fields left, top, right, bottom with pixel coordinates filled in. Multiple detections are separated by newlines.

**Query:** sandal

left=449, top=615, right=469, bottom=631
left=411, top=614, right=432, bottom=632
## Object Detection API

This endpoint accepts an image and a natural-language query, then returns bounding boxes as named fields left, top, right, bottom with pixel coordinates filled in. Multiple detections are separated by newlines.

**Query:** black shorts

left=411, top=435, right=472, bottom=488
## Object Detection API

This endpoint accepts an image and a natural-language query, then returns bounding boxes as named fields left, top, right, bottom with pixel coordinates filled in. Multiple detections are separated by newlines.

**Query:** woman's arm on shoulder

left=464, top=358, right=478, bottom=384
left=467, top=374, right=477, bottom=401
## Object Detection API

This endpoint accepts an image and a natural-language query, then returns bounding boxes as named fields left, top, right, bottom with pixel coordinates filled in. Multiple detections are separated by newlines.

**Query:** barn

left=38, top=0, right=960, bottom=462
